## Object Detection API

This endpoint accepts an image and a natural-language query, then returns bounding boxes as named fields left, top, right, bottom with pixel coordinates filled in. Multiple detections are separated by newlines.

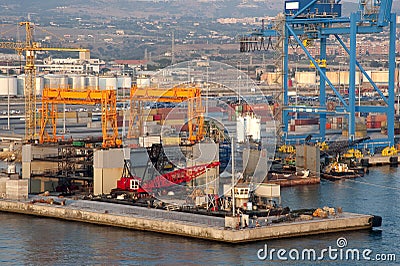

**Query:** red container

left=373, top=121, right=381, bottom=128
left=295, top=118, right=319, bottom=126
left=153, top=114, right=162, bottom=121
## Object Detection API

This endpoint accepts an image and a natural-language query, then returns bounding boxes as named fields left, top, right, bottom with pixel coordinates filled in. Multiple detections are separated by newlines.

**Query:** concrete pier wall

left=0, top=199, right=373, bottom=243
left=93, top=148, right=129, bottom=195
left=296, top=145, right=320, bottom=176
left=22, top=144, right=59, bottom=179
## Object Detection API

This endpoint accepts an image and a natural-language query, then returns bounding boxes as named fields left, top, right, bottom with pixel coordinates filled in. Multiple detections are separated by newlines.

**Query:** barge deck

left=0, top=198, right=377, bottom=243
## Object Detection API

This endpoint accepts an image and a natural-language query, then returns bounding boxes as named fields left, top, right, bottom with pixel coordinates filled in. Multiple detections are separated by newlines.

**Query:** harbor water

left=0, top=165, right=398, bottom=265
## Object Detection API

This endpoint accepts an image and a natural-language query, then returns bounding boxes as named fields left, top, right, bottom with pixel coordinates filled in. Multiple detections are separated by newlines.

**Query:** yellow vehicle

left=278, top=144, right=295, bottom=154
left=343, top=148, right=363, bottom=159
left=319, top=141, right=329, bottom=151
left=381, top=146, right=398, bottom=157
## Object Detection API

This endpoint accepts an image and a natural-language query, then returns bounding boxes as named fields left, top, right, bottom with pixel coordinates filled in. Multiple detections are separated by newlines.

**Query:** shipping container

left=294, top=118, right=319, bottom=126
left=153, top=114, right=162, bottom=121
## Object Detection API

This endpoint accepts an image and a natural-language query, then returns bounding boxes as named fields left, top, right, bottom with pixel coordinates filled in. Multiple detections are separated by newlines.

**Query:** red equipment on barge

left=111, top=160, right=220, bottom=198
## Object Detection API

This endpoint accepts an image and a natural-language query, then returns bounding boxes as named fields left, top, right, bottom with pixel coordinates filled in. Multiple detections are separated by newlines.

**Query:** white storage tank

left=68, top=75, right=86, bottom=90
left=99, top=76, right=117, bottom=90
left=236, top=116, right=245, bottom=143
left=247, top=115, right=261, bottom=141
left=17, top=75, right=44, bottom=96
left=44, top=74, right=68, bottom=89
left=237, top=114, right=261, bottom=142
left=117, top=76, right=132, bottom=89
left=86, top=75, right=99, bottom=89
left=136, top=76, right=151, bottom=88
left=0, top=76, right=17, bottom=96
left=36, top=76, right=44, bottom=96
left=17, top=75, right=24, bottom=96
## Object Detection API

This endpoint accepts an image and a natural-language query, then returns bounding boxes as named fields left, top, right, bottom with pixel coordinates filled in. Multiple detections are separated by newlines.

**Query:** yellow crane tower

left=0, top=21, right=90, bottom=141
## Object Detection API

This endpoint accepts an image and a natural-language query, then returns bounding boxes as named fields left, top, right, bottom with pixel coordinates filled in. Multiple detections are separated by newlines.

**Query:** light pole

left=205, top=168, right=209, bottom=211
left=206, top=66, right=209, bottom=116
left=338, top=63, right=341, bottom=94
left=7, top=75, right=10, bottom=130
left=358, top=78, right=362, bottom=108
left=231, top=136, right=235, bottom=216
left=397, top=82, right=400, bottom=115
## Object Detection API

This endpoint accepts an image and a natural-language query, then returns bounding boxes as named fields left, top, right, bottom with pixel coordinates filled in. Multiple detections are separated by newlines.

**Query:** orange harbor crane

left=128, top=85, right=205, bottom=144
left=0, top=21, right=90, bottom=141
left=40, top=87, right=121, bottom=148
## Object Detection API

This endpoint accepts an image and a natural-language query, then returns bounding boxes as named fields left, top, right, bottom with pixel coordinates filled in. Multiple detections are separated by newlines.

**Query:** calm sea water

left=0, top=165, right=399, bottom=265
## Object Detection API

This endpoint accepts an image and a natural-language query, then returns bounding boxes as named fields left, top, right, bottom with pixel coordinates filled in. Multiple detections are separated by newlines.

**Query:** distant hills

left=0, top=0, right=398, bottom=20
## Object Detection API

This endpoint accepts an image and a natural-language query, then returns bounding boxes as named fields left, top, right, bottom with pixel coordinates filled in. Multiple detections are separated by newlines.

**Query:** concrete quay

left=361, top=155, right=399, bottom=167
left=0, top=199, right=375, bottom=243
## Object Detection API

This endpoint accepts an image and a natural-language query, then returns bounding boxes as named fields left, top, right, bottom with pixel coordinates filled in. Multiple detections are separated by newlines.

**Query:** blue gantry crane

left=240, top=0, right=396, bottom=147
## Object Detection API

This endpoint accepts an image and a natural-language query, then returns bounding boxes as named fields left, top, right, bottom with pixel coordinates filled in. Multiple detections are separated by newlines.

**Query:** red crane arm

left=142, top=162, right=220, bottom=191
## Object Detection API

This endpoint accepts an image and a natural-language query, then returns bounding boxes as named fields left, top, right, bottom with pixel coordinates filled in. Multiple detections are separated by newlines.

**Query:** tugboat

left=321, top=162, right=360, bottom=181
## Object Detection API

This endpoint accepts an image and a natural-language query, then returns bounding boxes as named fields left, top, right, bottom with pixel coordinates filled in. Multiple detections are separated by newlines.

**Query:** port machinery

left=240, top=0, right=396, bottom=148
left=128, top=85, right=204, bottom=144
left=39, top=87, right=121, bottom=148
left=111, top=159, right=220, bottom=198
left=39, top=85, right=204, bottom=148
left=0, top=21, right=90, bottom=142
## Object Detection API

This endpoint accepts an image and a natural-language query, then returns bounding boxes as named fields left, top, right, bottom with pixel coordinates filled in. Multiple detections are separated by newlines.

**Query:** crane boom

left=0, top=21, right=91, bottom=141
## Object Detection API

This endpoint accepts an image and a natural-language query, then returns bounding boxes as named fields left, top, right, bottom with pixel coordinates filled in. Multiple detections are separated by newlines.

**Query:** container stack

left=330, top=117, right=343, bottom=130
left=342, top=117, right=367, bottom=138
left=367, top=114, right=386, bottom=129
left=289, top=118, right=319, bottom=132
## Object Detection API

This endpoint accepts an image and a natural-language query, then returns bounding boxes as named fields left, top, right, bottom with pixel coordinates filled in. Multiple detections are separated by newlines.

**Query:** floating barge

left=0, top=198, right=379, bottom=243
left=265, top=176, right=320, bottom=187
left=361, top=155, right=399, bottom=167
left=320, top=173, right=360, bottom=181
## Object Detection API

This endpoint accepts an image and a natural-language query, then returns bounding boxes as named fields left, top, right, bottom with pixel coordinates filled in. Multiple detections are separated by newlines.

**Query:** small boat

left=321, top=162, right=360, bottom=181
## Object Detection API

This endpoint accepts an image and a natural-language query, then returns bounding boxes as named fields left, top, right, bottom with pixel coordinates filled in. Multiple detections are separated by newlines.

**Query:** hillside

left=1, top=0, right=395, bottom=20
